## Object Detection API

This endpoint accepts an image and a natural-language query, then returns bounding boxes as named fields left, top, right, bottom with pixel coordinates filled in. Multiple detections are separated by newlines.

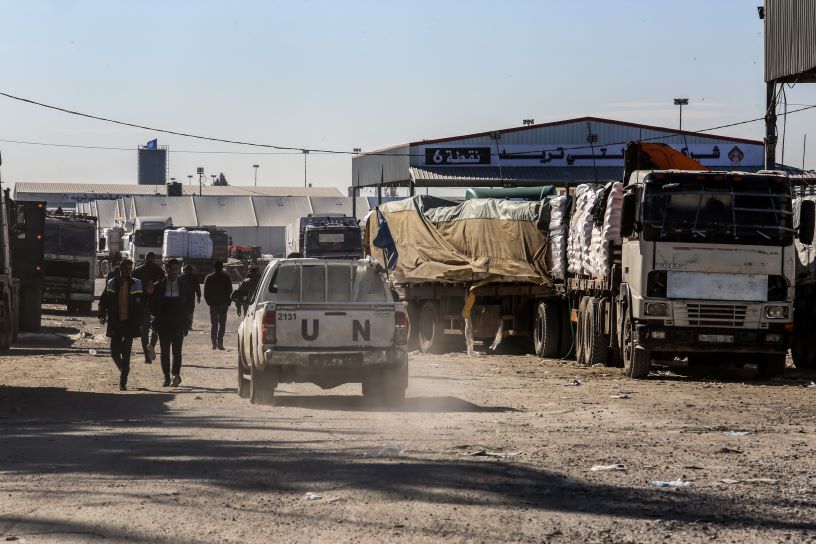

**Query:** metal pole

left=765, top=82, right=778, bottom=169
left=679, top=103, right=683, bottom=131
left=803, top=134, right=807, bottom=170
left=253, top=164, right=259, bottom=187
left=302, top=150, right=309, bottom=187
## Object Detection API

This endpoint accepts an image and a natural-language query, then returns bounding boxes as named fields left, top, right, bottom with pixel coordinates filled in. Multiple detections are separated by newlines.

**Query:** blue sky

left=0, top=0, right=813, bottom=190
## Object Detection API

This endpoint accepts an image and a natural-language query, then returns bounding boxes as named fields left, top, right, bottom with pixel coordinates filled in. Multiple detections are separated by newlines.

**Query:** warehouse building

left=351, top=116, right=766, bottom=195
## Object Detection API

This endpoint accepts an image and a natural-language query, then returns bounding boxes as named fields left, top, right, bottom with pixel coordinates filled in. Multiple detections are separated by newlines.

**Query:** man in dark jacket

left=204, top=261, right=233, bottom=350
left=132, top=252, right=165, bottom=364
left=233, top=266, right=261, bottom=316
left=98, top=258, right=144, bottom=391
left=150, top=259, right=193, bottom=387
left=182, top=264, right=201, bottom=331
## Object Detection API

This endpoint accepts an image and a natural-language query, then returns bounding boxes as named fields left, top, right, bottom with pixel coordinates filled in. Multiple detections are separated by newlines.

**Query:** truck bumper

left=635, top=323, right=791, bottom=354
left=262, top=347, right=407, bottom=369
left=42, top=290, right=94, bottom=302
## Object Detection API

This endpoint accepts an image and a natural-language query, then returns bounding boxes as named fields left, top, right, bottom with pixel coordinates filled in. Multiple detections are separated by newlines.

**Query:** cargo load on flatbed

left=365, top=195, right=564, bottom=285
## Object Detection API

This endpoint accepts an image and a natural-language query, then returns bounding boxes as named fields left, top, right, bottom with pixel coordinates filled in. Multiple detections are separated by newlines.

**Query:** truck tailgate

left=273, top=304, right=395, bottom=349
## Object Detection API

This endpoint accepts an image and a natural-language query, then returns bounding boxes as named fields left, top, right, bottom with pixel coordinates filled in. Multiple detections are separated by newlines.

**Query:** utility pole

left=187, top=174, right=192, bottom=186
left=302, top=150, right=309, bottom=187
left=253, top=164, right=259, bottom=187
left=197, top=167, right=204, bottom=196
left=673, top=98, right=689, bottom=130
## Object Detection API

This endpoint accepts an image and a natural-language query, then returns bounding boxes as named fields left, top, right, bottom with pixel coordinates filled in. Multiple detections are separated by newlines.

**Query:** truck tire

left=418, top=301, right=448, bottom=354
left=77, top=301, right=93, bottom=315
left=622, top=311, right=650, bottom=379
left=558, top=300, right=575, bottom=359
left=250, top=364, right=277, bottom=405
left=757, top=353, right=786, bottom=379
left=575, top=296, right=589, bottom=365
left=533, top=301, right=561, bottom=359
left=237, top=345, right=250, bottom=399
left=364, top=365, right=407, bottom=407
left=100, top=260, right=111, bottom=279
left=19, top=285, right=42, bottom=332
left=0, top=293, right=12, bottom=352
left=585, top=297, right=609, bottom=366
left=792, top=305, right=816, bottom=369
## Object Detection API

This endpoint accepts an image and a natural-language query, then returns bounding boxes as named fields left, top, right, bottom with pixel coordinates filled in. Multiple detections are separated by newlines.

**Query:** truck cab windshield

left=134, top=229, right=165, bottom=247
left=641, top=177, right=793, bottom=246
left=304, top=228, right=362, bottom=257
left=44, top=220, right=96, bottom=255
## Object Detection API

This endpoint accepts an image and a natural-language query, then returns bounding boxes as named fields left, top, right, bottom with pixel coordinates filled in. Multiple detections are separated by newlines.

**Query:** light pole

left=673, top=98, right=689, bottom=130
left=187, top=174, right=192, bottom=186
left=302, top=149, right=309, bottom=187
left=252, top=164, right=259, bottom=187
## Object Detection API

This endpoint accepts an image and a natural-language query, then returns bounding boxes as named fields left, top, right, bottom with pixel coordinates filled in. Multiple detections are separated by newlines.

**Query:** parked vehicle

left=286, top=215, right=363, bottom=259
left=236, top=258, right=409, bottom=405
left=124, top=216, right=172, bottom=262
left=366, top=142, right=813, bottom=379
left=43, top=212, right=97, bottom=313
left=163, top=226, right=230, bottom=282
left=97, top=226, right=124, bottom=278
left=0, top=152, right=20, bottom=349
left=7, top=195, right=45, bottom=331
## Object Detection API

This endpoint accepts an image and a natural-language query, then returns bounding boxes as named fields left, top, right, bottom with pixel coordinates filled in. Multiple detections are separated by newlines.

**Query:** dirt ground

left=1, top=281, right=816, bottom=543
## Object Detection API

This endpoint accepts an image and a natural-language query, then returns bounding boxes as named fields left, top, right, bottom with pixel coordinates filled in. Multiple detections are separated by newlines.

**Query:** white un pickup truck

left=237, top=258, right=409, bottom=405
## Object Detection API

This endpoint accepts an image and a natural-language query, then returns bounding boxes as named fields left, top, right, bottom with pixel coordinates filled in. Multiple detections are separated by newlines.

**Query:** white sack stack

left=163, top=228, right=213, bottom=259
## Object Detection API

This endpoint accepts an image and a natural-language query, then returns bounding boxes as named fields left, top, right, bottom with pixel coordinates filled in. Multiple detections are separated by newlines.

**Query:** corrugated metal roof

left=765, top=0, right=816, bottom=82
left=409, top=166, right=624, bottom=186
left=13, top=182, right=342, bottom=198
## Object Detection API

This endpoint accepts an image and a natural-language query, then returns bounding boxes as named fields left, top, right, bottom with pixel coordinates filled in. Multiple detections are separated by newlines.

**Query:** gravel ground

left=1, top=281, right=816, bottom=543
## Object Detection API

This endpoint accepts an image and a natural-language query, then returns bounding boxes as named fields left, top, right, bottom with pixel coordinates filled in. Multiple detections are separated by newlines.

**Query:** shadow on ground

left=0, top=385, right=814, bottom=535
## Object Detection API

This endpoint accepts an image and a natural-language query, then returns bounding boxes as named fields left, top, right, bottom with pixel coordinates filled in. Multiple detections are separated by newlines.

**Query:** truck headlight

left=645, top=302, right=668, bottom=316
left=765, top=306, right=789, bottom=319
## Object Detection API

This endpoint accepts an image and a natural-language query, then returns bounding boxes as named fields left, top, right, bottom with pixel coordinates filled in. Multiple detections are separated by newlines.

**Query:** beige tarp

left=366, top=196, right=553, bottom=284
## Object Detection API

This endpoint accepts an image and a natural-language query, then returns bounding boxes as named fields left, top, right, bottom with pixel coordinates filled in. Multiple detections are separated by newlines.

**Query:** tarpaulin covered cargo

left=366, top=195, right=555, bottom=284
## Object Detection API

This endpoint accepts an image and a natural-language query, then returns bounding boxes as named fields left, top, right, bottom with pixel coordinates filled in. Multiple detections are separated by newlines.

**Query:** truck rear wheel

left=792, top=305, right=816, bottom=369
left=363, top=365, right=407, bottom=407
left=418, top=301, right=448, bottom=354
left=558, top=300, right=575, bottom=359
left=100, top=260, right=111, bottom=279
left=585, top=298, right=609, bottom=366
left=622, top=311, right=650, bottom=379
left=757, top=354, right=786, bottom=379
left=533, top=301, right=561, bottom=359
left=575, top=297, right=589, bottom=365
left=19, top=285, right=42, bottom=332
left=250, top=364, right=277, bottom=405
left=77, top=301, right=93, bottom=315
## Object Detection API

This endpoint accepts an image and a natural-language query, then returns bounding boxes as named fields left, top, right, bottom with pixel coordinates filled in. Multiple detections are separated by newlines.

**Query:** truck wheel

left=558, top=300, right=575, bottom=359
left=792, top=305, right=816, bottom=369
left=622, top=311, right=650, bottom=379
left=575, top=297, right=589, bottom=365
left=100, top=260, right=111, bottom=279
left=237, top=346, right=250, bottom=399
left=19, top=285, right=42, bottom=332
left=586, top=298, right=609, bottom=366
left=533, top=301, right=561, bottom=359
left=0, top=294, right=12, bottom=352
left=77, top=301, right=93, bottom=315
left=757, top=354, right=786, bottom=379
left=363, top=365, right=407, bottom=407
left=418, top=301, right=447, bottom=354
left=250, top=364, right=277, bottom=405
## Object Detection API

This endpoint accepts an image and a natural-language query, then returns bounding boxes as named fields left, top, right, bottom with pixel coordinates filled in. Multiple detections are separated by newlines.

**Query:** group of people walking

left=98, top=252, right=246, bottom=391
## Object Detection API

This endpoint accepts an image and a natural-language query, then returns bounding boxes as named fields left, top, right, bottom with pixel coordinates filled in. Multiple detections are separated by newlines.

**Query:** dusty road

left=2, top=283, right=816, bottom=543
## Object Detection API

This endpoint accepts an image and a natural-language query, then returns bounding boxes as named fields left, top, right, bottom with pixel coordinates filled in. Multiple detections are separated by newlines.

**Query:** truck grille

left=675, top=303, right=755, bottom=328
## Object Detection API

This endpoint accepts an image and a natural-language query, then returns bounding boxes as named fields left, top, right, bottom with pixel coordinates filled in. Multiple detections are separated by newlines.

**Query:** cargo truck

left=286, top=215, right=363, bottom=259
left=368, top=142, right=813, bottom=379
left=43, top=212, right=97, bottom=314
left=7, top=194, right=46, bottom=331
left=123, top=216, right=172, bottom=262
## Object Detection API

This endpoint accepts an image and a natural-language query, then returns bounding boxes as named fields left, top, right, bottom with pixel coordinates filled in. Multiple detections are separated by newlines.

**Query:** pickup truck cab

left=237, top=258, right=409, bottom=405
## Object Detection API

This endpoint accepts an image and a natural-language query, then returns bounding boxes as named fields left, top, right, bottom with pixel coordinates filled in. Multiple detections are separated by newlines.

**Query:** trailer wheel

left=757, top=353, right=786, bottom=379
left=533, top=301, right=561, bottom=359
left=558, top=300, right=575, bottom=359
left=0, top=293, right=12, bottom=352
left=622, top=310, right=650, bottom=379
left=586, top=298, right=609, bottom=366
left=575, top=296, right=589, bottom=365
left=792, top=304, right=816, bottom=369
left=100, top=260, right=111, bottom=279
left=418, top=301, right=447, bottom=354
left=250, top=364, right=277, bottom=405
left=18, top=284, right=42, bottom=332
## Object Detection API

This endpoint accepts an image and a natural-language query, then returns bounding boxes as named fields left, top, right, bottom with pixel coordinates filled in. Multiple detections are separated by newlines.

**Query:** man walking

left=98, top=258, right=144, bottom=391
left=234, top=266, right=260, bottom=316
left=133, top=252, right=165, bottom=364
left=150, top=259, right=192, bottom=387
left=182, top=264, right=201, bottom=331
left=204, top=261, right=233, bottom=350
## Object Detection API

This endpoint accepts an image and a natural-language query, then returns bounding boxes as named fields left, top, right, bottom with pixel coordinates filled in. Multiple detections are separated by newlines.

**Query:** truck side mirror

left=799, top=199, right=815, bottom=246
left=620, top=192, right=637, bottom=238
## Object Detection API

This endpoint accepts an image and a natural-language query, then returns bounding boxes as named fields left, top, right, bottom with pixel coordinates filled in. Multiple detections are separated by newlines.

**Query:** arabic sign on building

left=419, top=144, right=763, bottom=168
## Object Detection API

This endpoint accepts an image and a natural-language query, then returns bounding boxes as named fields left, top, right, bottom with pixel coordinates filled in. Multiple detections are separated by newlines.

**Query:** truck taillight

left=262, top=310, right=276, bottom=344
left=394, top=311, right=408, bottom=345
